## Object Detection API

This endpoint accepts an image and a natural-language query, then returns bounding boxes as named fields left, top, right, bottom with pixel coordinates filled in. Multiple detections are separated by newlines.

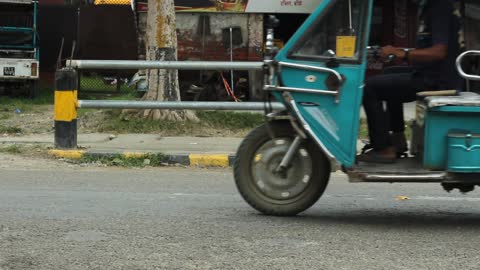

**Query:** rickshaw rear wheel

left=234, top=121, right=330, bottom=216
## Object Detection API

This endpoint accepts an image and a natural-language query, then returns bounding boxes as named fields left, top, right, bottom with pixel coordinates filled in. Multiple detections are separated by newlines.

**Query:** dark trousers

left=363, top=71, right=430, bottom=150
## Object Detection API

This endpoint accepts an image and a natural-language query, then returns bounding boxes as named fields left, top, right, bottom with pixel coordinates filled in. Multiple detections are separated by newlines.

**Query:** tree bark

left=140, top=0, right=197, bottom=121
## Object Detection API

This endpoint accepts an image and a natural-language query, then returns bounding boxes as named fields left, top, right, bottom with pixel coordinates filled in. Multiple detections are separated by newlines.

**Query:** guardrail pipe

left=77, top=100, right=285, bottom=111
left=68, top=60, right=264, bottom=71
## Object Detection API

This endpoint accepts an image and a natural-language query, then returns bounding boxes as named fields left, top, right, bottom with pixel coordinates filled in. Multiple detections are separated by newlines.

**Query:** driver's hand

left=380, top=45, right=406, bottom=59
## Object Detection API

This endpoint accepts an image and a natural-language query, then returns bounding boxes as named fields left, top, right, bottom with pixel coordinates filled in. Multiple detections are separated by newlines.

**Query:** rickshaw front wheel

left=234, top=121, right=330, bottom=216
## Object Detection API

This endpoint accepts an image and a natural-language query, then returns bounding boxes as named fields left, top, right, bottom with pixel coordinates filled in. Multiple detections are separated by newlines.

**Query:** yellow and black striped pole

left=54, top=68, right=78, bottom=149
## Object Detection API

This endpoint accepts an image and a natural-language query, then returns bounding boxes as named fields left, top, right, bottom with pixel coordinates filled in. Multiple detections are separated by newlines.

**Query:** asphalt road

left=1, top=163, right=480, bottom=270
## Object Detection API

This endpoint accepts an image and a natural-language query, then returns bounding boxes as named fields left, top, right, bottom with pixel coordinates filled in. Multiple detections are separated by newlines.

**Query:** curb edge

left=47, top=150, right=235, bottom=167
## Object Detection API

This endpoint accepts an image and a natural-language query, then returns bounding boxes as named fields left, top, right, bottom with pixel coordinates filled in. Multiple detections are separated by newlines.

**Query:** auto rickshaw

left=233, top=0, right=480, bottom=216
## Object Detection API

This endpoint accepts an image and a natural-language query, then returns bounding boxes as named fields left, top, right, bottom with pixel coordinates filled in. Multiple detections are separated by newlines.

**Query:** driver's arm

left=382, top=44, right=448, bottom=63
left=381, top=0, right=452, bottom=64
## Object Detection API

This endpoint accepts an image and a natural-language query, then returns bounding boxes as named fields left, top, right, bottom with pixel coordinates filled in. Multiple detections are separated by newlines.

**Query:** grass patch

left=78, top=90, right=138, bottom=101
left=0, top=144, right=23, bottom=154
left=0, top=125, right=23, bottom=134
left=197, top=111, right=265, bottom=130
left=78, top=153, right=166, bottom=168
left=0, top=113, right=11, bottom=120
left=359, top=118, right=368, bottom=139
left=93, top=110, right=265, bottom=135
left=78, top=75, right=138, bottom=101
left=77, top=108, right=97, bottom=117
left=80, top=76, right=132, bottom=93
left=0, top=144, right=48, bottom=157
left=0, top=84, right=54, bottom=113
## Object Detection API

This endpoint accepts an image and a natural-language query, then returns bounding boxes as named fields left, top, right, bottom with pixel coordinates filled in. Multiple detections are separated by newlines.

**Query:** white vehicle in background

left=0, top=0, right=39, bottom=98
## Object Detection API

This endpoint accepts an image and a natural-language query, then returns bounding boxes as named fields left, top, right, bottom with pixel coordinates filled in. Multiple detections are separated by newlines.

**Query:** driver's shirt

left=415, top=0, right=461, bottom=90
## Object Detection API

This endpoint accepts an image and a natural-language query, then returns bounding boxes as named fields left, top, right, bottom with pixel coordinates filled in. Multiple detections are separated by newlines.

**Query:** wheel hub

left=252, top=138, right=313, bottom=201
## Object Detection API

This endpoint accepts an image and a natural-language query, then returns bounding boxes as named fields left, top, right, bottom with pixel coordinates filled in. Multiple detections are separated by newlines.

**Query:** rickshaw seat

left=416, top=90, right=459, bottom=98
left=424, top=92, right=480, bottom=108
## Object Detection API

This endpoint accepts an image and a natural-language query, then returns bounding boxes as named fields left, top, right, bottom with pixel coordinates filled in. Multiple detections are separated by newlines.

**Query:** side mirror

left=324, top=50, right=336, bottom=58
left=324, top=50, right=340, bottom=68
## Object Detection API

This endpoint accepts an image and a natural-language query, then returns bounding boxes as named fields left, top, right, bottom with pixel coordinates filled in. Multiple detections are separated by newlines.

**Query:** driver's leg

left=358, top=72, right=417, bottom=163
left=387, top=101, right=408, bottom=154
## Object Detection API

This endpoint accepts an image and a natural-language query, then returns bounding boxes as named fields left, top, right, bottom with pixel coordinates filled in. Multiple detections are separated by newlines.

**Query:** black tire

left=234, top=121, right=331, bottom=216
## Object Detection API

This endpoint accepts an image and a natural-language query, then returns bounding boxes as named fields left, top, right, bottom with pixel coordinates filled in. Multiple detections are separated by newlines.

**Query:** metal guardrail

left=54, top=62, right=278, bottom=149
left=70, top=60, right=265, bottom=96
left=71, top=60, right=274, bottom=111
left=0, top=0, right=33, bottom=5
left=78, top=100, right=285, bottom=111
left=68, top=60, right=264, bottom=71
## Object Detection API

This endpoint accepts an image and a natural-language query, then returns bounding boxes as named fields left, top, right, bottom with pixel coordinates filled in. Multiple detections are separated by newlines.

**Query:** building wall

left=38, top=5, right=78, bottom=72
left=137, top=12, right=263, bottom=61
left=177, top=13, right=262, bottom=61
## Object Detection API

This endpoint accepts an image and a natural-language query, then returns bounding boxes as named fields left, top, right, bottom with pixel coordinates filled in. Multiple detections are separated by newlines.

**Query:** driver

left=357, top=0, right=461, bottom=163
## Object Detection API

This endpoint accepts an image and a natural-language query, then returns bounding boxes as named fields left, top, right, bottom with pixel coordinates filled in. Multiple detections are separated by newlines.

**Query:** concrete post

left=54, top=68, right=78, bottom=149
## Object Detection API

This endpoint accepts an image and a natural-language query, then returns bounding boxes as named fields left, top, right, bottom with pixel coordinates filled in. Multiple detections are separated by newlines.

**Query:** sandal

left=362, top=138, right=408, bottom=159
left=357, top=149, right=396, bottom=164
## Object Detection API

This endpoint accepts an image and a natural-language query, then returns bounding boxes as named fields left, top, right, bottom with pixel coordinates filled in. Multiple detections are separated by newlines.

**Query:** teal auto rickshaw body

left=272, top=0, right=373, bottom=167
left=233, top=0, right=480, bottom=216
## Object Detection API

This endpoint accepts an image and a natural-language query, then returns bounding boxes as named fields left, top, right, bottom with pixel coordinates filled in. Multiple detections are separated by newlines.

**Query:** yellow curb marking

left=123, top=152, right=148, bottom=158
left=48, top=149, right=85, bottom=159
left=189, top=154, right=229, bottom=167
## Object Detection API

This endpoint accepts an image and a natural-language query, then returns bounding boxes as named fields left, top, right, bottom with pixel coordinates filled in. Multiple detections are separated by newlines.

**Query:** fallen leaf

left=396, top=196, right=410, bottom=201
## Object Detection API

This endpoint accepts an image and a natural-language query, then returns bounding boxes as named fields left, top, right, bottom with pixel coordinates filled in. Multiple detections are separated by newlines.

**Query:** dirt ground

left=1, top=105, right=54, bottom=135
left=0, top=151, right=74, bottom=170
left=0, top=105, right=258, bottom=137
left=0, top=105, right=107, bottom=135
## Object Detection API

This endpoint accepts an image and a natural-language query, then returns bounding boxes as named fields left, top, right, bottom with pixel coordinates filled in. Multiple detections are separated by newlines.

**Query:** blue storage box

left=423, top=105, right=480, bottom=170
left=447, top=132, right=480, bottom=173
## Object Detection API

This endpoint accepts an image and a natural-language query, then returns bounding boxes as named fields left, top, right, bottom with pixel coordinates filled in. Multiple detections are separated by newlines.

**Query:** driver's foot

left=357, top=146, right=396, bottom=164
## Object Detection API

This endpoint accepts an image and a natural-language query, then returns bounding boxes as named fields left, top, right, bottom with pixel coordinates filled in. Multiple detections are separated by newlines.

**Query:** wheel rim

left=251, top=137, right=313, bottom=202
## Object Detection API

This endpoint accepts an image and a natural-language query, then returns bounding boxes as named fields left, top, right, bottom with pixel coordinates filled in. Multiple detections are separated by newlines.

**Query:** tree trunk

left=141, top=0, right=197, bottom=121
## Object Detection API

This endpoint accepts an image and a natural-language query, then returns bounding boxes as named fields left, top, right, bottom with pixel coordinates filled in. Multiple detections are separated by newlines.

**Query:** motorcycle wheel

left=234, top=121, right=330, bottom=216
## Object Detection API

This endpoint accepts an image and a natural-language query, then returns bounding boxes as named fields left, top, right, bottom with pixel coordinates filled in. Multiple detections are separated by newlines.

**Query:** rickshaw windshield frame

left=286, top=0, right=370, bottom=65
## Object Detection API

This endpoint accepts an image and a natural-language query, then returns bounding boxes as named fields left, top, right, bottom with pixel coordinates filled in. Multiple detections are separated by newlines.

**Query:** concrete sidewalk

left=0, top=134, right=241, bottom=155
left=0, top=134, right=243, bottom=167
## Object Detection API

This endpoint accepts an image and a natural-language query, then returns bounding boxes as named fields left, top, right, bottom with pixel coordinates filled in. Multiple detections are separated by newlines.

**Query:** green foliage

left=79, top=153, right=166, bottom=168
left=78, top=75, right=137, bottom=101
left=95, top=110, right=265, bottom=136
left=358, top=118, right=368, bottom=139
left=0, top=113, right=11, bottom=120
left=0, top=83, right=53, bottom=114
left=0, top=125, right=22, bottom=134
left=80, top=76, right=132, bottom=93
left=197, top=111, right=265, bottom=130
left=0, top=145, right=23, bottom=154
